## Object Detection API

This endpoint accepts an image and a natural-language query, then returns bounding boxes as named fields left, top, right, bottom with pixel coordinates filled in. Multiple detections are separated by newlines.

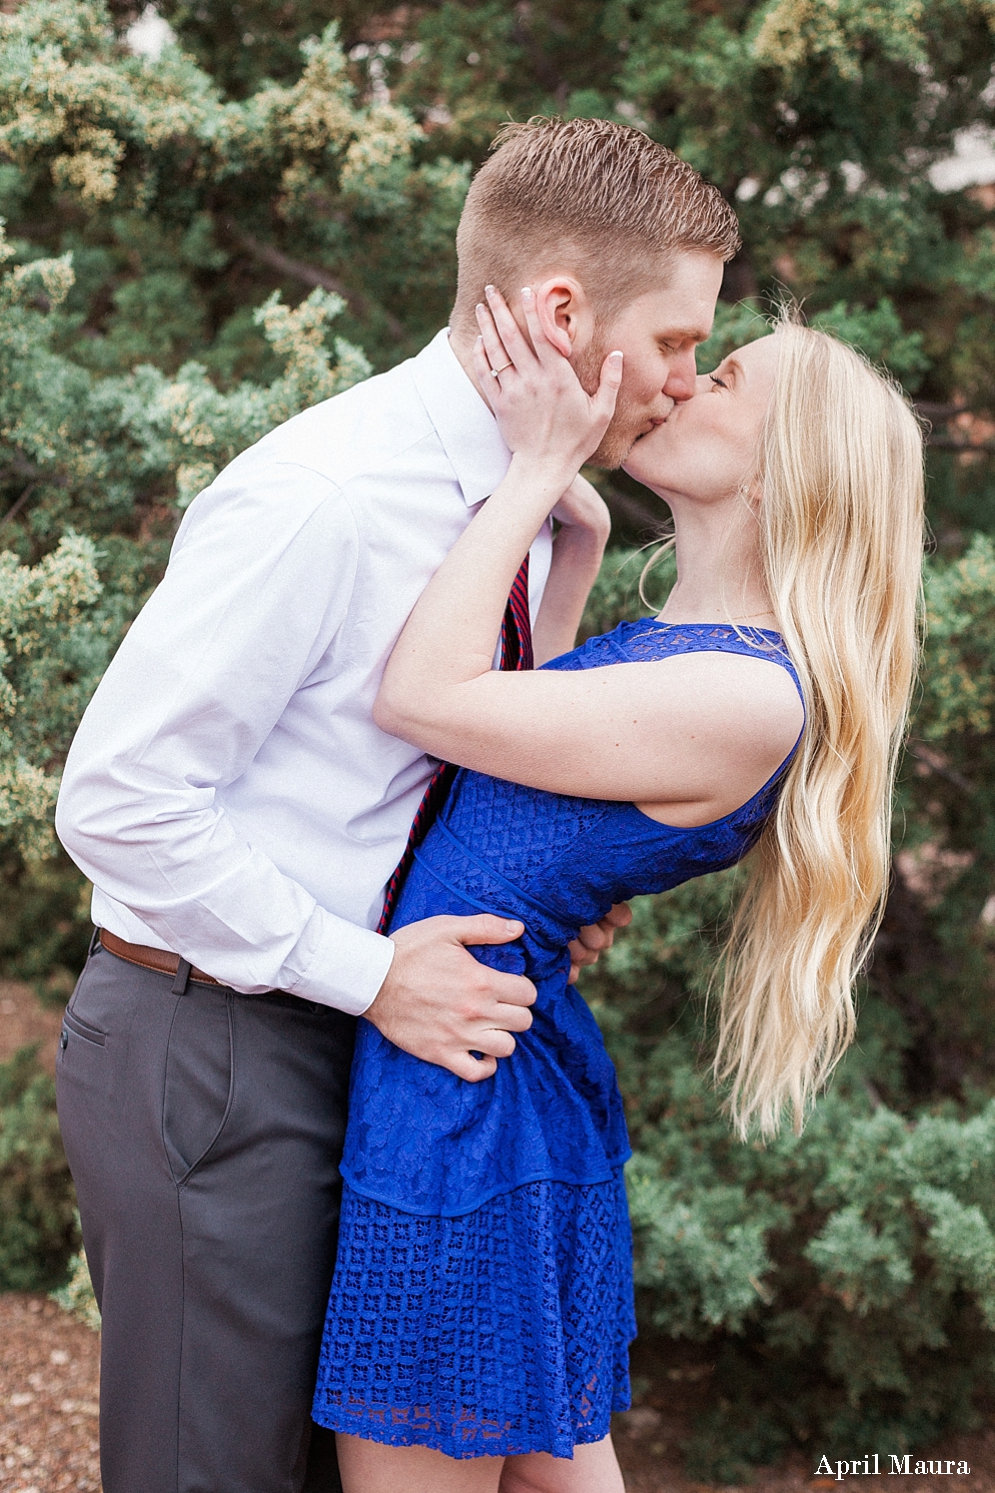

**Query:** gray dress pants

left=56, top=940, right=355, bottom=1493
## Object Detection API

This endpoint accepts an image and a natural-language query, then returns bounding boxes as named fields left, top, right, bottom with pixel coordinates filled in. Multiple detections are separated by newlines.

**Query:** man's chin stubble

left=587, top=421, right=642, bottom=470
left=571, top=348, right=644, bottom=470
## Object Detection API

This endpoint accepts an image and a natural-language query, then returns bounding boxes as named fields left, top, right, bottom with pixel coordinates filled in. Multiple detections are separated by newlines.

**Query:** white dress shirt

left=56, top=330, right=552, bottom=1016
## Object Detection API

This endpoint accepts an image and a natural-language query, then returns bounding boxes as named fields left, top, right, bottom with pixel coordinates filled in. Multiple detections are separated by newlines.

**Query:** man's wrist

left=284, top=909, right=396, bottom=1016
left=367, top=934, right=398, bottom=1008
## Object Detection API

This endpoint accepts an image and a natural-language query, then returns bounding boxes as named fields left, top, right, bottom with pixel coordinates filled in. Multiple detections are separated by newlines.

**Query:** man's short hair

left=453, top=116, right=741, bottom=330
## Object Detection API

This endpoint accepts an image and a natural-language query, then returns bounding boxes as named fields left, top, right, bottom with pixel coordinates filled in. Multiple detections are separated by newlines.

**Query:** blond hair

left=452, top=117, right=740, bottom=333
left=713, top=321, right=925, bottom=1137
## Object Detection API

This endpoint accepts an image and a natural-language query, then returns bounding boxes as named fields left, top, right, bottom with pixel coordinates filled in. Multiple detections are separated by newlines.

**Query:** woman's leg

left=336, top=1434, right=504, bottom=1493
left=499, top=1435, right=625, bottom=1493
left=336, top=1432, right=624, bottom=1493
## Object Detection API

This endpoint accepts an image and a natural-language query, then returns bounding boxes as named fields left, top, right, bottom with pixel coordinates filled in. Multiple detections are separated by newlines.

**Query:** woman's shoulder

left=549, top=620, right=804, bottom=826
left=627, top=642, right=804, bottom=828
left=545, top=618, right=799, bottom=685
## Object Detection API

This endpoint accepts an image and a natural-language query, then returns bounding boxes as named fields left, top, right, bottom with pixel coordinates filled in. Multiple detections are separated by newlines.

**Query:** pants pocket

left=62, top=1006, right=107, bottom=1046
left=162, top=986, right=235, bottom=1185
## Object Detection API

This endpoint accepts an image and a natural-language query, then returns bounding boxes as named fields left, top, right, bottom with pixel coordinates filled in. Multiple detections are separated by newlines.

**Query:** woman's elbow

left=374, top=679, right=449, bottom=751
left=373, top=681, right=415, bottom=738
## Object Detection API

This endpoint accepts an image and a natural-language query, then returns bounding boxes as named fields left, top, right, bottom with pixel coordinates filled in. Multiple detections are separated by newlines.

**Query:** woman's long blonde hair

left=713, top=319, right=925, bottom=1137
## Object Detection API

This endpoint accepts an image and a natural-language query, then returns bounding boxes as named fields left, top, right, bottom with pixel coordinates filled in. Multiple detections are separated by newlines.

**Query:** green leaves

left=629, top=1160, right=785, bottom=1336
left=807, top=1105, right=995, bottom=1326
left=921, top=533, right=995, bottom=741
left=751, top=0, right=931, bottom=81
left=810, top=297, right=929, bottom=387
left=138, top=285, right=371, bottom=508
left=0, top=1044, right=77, bottom=1291
left=0, top=534, right=105, bottom=859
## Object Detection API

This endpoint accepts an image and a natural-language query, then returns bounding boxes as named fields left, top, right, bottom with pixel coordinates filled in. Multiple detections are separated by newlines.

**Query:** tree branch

left=603, top=484, right=664, bottom=539
left=914, top=400, right=972, bottom=421
left=912, top=400, right=995, bottom=451
left=922, top=435, right=995, bottom=452
left=908, top=742, right=976, bottom=795
left=0, top=482, right=36, bottom=528
left=229, top=226, right=404, bottom=340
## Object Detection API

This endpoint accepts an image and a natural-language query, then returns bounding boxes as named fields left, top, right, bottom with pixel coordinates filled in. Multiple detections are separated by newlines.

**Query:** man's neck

left=448, top=326, right=493, bottom=408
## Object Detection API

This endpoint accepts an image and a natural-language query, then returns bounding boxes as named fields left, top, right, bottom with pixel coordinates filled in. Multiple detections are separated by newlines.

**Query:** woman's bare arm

left=375, top=287, right=802, bottom=824
left=532, top=477, right=611, bottom=666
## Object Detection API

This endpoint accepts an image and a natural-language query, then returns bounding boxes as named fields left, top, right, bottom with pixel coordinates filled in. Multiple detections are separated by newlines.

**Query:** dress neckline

left=639, top=617, right=784, bottom=639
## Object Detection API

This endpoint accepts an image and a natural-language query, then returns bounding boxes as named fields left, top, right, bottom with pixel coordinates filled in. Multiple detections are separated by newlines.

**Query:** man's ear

left=533, top=276, right=595, bottom=360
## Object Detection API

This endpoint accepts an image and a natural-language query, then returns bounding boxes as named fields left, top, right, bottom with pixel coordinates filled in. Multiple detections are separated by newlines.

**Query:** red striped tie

left=377, top=554, right=532, bottom=933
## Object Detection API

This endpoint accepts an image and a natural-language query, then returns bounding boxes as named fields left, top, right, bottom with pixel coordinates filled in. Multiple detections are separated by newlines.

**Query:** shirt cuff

left=281, top=904, right=396, bottom=1016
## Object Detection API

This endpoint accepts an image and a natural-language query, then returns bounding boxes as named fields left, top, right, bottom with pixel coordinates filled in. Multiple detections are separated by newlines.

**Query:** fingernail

left=476, top=334, right=483, bottom=344
left=484, top=284, right=495, bottom=295
left=505, top=920, right=521, bottom=934
left=475, top=302, right=484, bottom=314
left=521, top=286, right=533, bottom=301
left=609, top=350, right=623, bottom=366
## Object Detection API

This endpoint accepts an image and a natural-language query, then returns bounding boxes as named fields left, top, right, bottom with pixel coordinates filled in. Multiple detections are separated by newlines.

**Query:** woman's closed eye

left=709, top=374, right=728, bottom=390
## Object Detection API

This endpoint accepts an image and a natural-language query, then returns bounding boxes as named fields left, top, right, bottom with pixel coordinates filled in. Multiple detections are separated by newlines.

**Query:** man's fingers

left=575, top=922, right=611, bottom=953
left=438, top=1022, right=519, bottom=1081
left=450, top=1051, right=499, bottom=1083
left=373, top=914, right=537, bottom=1082
left=573, top=901, right=634, bottom=954
left=481, top=967, right=534, bottom=1015
left=493, top=999, right=534, bottom=1033
left=483, top=1028, right=519, bottom=1059
left=449, top=913, right=526, bottom=947
left=567, top=903, right=635, bottom=981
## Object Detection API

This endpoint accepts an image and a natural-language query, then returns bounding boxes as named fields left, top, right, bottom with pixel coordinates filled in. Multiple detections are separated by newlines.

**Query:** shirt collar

left=410, top=329, right=511, bottom=506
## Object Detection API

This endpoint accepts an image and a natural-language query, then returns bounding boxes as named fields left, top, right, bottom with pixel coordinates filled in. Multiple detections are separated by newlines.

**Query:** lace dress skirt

left=311, top=1169, right=635, bottom=1459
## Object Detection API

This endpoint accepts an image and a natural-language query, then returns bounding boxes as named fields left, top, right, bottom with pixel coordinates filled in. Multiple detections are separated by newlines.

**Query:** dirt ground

left=0, top=1294, right=100, bottom=1493
left=2, top=978, right=994, bottom=1492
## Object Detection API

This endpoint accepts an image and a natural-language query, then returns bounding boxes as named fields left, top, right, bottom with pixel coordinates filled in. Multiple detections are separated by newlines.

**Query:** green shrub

left=0, top=1043, right=77, bottom=1290
left=51, top=1222, right=100, bottom=1331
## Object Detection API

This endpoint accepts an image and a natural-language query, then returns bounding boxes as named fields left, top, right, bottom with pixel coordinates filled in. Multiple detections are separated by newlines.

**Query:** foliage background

left=2, top=0, right=995, bottom=1476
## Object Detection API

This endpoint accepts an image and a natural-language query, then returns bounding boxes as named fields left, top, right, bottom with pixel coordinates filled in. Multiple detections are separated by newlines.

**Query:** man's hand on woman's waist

left=365, top=914, right=536, bottom=1082
left=364, top=903, right=633, bottom=1080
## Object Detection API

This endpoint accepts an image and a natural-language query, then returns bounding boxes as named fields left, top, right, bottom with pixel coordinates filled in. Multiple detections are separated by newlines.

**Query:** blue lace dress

left=312, top=620, right=802, bottom=1460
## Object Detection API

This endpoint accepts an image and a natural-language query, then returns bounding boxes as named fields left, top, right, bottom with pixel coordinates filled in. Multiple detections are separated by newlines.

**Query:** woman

left=311, top=288, right=925, bottom=1492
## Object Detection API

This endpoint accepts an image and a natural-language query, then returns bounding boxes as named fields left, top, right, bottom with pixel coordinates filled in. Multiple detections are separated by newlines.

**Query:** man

left=55, top=117, right=739, bottom=1493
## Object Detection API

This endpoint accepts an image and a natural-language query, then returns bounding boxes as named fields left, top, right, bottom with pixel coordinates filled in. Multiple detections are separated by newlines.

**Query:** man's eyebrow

left=659, top=326, right=713, bottom=344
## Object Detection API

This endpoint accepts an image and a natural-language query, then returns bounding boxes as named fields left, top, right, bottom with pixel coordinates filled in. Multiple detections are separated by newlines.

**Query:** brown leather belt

left=98, top=928, right=224, bottom=986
